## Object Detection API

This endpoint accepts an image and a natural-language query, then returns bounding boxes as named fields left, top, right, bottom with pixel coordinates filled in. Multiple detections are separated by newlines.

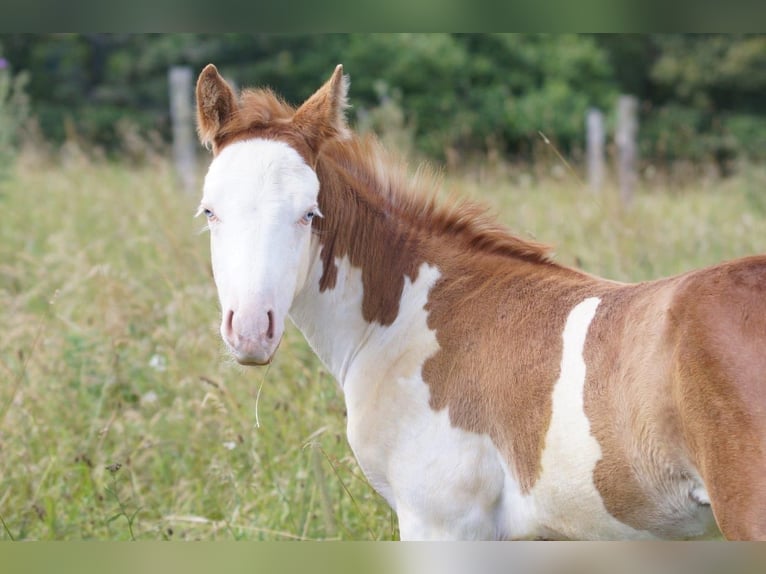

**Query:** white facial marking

left=201, top=139, right=320, bottom=365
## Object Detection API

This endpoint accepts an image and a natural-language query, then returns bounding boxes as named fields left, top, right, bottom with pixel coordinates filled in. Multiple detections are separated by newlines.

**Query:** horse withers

left=195, top=63, right=766, bottom=540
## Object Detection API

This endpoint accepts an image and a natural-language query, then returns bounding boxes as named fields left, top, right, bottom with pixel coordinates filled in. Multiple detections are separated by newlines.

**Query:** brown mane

left=213, top=89, right=299, bottom=152
left=319, top=135, right=552, bottom=265
left=208, top=83, right=552, bottom=267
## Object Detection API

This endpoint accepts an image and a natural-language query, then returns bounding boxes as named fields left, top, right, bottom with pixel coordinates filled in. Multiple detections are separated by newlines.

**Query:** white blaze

left=200, top=138, right=321, bottom=365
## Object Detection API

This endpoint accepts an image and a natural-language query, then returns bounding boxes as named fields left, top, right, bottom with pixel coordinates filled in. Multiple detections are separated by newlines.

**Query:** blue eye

left=301, top=207, right=322, bottom=225
left=197, top=206, right=217, bottom=223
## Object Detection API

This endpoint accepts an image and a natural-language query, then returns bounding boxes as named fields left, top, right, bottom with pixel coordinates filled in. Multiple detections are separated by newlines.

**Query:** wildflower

left=149, top=353, right=167, bottom=372
left=0, top=58, right=8, bottom=70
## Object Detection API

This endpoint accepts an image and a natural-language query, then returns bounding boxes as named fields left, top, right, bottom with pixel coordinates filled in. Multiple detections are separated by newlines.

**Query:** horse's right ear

left=196, top=64, right=238, bottom=152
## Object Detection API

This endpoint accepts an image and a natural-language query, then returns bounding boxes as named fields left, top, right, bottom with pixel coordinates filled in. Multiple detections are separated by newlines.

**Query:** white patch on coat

left=527, top=296, right=655, bottom=539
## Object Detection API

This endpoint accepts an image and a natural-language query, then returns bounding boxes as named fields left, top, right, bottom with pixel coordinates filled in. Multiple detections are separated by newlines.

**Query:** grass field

left=1, top=148, right=765, bottom=540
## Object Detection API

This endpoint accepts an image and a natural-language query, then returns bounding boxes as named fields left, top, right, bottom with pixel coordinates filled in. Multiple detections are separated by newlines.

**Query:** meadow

left=1, top=145, right=765, bottom=541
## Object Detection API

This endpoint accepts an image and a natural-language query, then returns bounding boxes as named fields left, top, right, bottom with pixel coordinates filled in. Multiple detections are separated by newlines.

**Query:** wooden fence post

left=616, top=95, right=638, bottom=206
left=586, top=107, right=605, bottom=193
left=168, top=66, right=196, bottom=194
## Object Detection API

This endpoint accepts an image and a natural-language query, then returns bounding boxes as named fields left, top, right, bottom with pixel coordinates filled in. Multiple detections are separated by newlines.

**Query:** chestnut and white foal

left=195, top=64, right=766, bottom=540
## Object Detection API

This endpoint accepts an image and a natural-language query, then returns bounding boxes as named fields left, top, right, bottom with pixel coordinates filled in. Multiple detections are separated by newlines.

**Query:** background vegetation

left=1, top=34, right=765, bottom=170
left=0, top=34, right=765, bottom=540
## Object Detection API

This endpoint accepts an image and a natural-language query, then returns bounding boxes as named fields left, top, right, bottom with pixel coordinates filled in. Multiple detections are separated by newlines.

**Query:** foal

left=195, top=64, right=766, bottom=540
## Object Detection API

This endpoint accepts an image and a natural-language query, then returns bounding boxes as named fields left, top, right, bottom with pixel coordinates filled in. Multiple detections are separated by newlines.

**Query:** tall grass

left=1, top=148, right=764, bottom=540
left=0, top=150, right=392, bottom=541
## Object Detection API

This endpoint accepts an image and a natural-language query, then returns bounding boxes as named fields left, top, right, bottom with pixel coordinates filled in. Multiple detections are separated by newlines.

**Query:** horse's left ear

left=293, top=64, right=350, bottom=155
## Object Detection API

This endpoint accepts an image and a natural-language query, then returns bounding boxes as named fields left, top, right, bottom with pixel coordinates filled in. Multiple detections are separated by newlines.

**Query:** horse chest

left=345, top=369, right=512, bottom=539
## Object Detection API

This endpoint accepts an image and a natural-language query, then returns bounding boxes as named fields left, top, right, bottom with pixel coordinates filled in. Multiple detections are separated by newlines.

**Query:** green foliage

left=650, top=35, right=766, bottom=109
left=640, top=34, right=766, bottom=169
left=0, top=47, right=29, bottom=180
left=337, top=34, right=618, bottom=158
left=344, top=33, right=471, bottom=157
left=1, top=34, right=765, bottom=168
left=0, top=34, right=617, bottom=160
left=468, top=34, right=615, bottom=155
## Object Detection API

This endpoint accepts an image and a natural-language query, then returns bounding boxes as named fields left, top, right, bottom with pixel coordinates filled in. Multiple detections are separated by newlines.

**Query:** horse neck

left=289, top=148, right=436, bottom=386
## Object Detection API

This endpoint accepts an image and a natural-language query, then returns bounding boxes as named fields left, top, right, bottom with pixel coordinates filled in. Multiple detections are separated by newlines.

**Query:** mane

left=235, top=88, right=296, bottom=126
left=216, top=87, right=552, bottom=264
left=321, top=135, right=553, bottom=264
left=214, top=88, right=298, bottom=150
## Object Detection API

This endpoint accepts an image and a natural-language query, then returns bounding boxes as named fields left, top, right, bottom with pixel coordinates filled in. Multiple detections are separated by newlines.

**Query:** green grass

left=1, top=150, right=765, bottom=540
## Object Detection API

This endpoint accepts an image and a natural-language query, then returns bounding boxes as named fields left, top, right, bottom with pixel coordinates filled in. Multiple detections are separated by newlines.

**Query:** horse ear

left=196, top=64, right=238, bottom=151
left=293, top=64, right=350, bottom=155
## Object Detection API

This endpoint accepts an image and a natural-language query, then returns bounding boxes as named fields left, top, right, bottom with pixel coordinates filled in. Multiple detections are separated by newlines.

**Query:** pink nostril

left=266, top=310, right=274, bottom=340
left=225, top=309, right=234, bottom=338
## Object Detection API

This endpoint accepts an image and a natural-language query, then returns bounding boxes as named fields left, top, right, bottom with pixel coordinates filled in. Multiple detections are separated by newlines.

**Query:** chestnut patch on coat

left=423, top=260, right=610, bottom=492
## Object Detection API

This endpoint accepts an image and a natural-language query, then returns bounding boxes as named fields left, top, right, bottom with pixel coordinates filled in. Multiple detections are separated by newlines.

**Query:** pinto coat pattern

left=195, top=64, right=766, bottom=540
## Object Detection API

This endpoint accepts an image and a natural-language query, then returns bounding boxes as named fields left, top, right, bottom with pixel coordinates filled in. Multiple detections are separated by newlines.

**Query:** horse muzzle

left=221, top=307, right=282, bottom=366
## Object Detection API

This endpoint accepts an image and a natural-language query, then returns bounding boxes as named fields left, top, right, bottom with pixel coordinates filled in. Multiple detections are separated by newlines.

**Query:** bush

left=0, top=53, right=29, bottom=179
left=3, top=34, right=765, bottom=170
left=641, top=35, right=766, bottom=174
left=344, top=34, right=617, bottom=160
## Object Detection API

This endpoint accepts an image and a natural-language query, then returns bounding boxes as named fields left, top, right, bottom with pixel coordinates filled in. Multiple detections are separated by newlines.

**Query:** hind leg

left=679, top=376, right=766, bottom=539
left=675, top=331, right=766, bottom=539
left=671, top=265, right=766, bottom=540
left=697, top=444, right=766, bottom=540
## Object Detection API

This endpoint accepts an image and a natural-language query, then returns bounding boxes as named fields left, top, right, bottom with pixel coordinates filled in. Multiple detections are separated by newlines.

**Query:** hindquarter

left=669, top=256, right=766, bottom=540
